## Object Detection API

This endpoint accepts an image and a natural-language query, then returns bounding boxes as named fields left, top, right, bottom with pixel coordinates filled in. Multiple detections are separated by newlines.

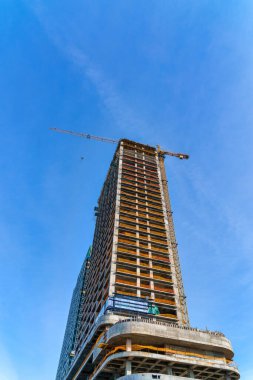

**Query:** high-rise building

left=56, top=139, right=239, bottom=380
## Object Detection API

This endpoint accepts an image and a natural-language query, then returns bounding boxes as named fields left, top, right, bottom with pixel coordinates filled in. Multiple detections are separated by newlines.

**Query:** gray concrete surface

left=106, top=319, right=234, bottom=358
left=118, top=375, right=194, bottom=380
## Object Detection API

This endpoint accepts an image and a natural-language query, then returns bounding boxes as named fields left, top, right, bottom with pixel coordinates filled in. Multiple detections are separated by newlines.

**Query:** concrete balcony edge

left=106, top=318, right=234, bottom=358
left=90, top=351, right=239, bottom=380
left=118, top=375, right=198, bottom=380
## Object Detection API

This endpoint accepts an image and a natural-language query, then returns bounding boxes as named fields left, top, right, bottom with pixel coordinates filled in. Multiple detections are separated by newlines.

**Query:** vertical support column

left=145, top=152, right=151, bottom=295
left=165, top=345, right=173, bottom=376
left=108, top=143, right=123, bottom=297
left=125, top=361, right=132, bottom=376
left=125, top=338, right=132, bottom=376
left=167, top=366, right=173, bottom=375
left=135, top=149, right=141, bottom=298
left=189, top=369, right=195, bottom=378
left=156, top=151, right=189, bottom=326
left=136, top=263, right=141, bottom=297
left=136, top=221, right=141, bottom=297
left=126, top=338, right=132, bottom=351
left=136, top=169, right=141, bottom=296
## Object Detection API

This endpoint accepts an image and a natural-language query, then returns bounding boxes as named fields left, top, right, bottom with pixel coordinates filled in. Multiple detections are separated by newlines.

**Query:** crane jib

left=49, top=128, right=189, bottom=157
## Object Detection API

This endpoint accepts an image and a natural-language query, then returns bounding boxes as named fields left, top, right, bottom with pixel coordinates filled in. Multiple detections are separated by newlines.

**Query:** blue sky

left=1, top=1, right=253, bottom=379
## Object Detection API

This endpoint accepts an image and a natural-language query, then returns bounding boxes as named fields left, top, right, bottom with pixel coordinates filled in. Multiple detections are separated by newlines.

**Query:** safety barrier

left=115, top=317, right=225, bottom=337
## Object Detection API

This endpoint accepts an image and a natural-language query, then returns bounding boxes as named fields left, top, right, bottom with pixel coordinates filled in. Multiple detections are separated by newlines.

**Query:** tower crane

left=50, top=126, right=190, bottom=325
left=49, top=127, right=189, bottom=160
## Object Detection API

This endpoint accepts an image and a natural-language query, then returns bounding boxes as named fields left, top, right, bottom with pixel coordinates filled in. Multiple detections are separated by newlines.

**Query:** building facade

left=56, top=247, right=91, bottom=380
left=56, top=139, right=239, bottom=380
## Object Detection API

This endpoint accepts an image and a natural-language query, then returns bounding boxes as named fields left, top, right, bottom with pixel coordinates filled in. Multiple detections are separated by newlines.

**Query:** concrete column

left=125, top=341, right=132, bottom=376
left=167, top=366, right=173, bottom=375
left=126, top=338, right=132, bottom=351
left=189, top=369, right=195, bottom=378
left=225, top=375, right=231, bottom=380
left=125, top=360, right=132, bottom=376
left=137, top=276, right=141, bottom=297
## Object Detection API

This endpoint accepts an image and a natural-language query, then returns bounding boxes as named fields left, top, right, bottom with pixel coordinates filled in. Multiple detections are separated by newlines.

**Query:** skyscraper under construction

left=56, top=138, right=239, bottom=380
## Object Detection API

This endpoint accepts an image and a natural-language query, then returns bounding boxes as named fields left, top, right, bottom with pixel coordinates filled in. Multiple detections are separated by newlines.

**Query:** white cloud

left=65, top=46, right=148, bottom=133
left=24, top=1, right=149, bottom=135
left=0, top=345, right=19, bottom=380
left=182, top=162, right=253, bottom=260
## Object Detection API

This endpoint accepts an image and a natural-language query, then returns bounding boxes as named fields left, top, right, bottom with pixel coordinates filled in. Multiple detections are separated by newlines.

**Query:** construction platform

left=66, top=313, right=239, bottom=380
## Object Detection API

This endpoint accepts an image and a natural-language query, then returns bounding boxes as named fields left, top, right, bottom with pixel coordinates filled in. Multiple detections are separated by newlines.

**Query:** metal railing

left=115, top=316, right=226, bottom=337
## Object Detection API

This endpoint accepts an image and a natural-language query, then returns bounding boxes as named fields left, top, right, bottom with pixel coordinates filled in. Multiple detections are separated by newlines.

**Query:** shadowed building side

left=56, top=247, right=92, bottom=380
